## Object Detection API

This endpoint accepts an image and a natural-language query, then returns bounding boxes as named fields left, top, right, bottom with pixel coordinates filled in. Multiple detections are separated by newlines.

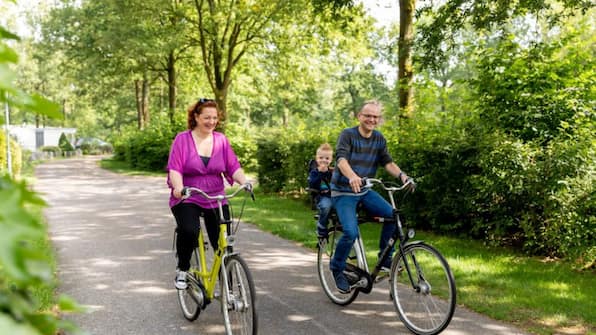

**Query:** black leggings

left=171, top=202, right=230, bottom=271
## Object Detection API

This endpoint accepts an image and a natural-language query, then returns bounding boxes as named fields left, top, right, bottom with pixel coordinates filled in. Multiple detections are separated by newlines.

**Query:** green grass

left=230, top=189, right=596, bottom=335
left=99, top=157, right=165, bottom=177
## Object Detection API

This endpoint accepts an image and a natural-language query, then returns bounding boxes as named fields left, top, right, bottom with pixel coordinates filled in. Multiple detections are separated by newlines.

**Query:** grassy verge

left=99, top=157, right=165, bottom=177
left=230, top=189, right=595, bottom=335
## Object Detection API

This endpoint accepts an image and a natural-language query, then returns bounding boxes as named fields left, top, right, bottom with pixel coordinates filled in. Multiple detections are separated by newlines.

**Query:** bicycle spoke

left=317, top=226, right=360, bottom=305
left=221, top=255, right=257, bottom=335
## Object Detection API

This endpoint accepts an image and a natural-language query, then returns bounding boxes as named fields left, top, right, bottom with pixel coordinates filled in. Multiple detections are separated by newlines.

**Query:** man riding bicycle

left=329, top=100, right=413, bottom=293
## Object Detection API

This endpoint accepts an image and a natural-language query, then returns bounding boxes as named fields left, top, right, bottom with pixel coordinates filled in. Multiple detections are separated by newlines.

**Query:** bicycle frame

left=192, top=215, right=232, bottom=300
left=318, top=178, right=456, bottom=334
left=181, top=185, right=251, bottom=300
left=347, top=178, right=418, bottom=288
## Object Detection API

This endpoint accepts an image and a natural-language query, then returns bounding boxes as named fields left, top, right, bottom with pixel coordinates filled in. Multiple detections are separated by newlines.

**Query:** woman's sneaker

left=175, top=270, right=188, bottom=290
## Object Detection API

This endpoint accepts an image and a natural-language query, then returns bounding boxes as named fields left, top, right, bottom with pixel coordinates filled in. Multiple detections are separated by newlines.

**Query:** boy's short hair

left=316, top=143, right=333, bottom=156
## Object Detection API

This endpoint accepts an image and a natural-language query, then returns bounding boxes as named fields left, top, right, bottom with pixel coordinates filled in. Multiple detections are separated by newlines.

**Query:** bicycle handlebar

left=362, top=177, right=415, bottom=192
left=181, top=183, right=254, bottom=202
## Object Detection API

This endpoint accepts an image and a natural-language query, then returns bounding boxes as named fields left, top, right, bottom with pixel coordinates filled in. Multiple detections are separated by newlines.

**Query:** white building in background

left=8, top=125, right=77, bottom=152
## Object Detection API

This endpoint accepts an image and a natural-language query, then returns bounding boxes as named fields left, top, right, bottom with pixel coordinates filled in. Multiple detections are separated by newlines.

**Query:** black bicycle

left=317, top=178, right=456, bottom=335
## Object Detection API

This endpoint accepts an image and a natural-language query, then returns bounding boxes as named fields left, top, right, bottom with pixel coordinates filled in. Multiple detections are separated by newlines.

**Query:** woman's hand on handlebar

left=173, top=187, right=184, bottom=199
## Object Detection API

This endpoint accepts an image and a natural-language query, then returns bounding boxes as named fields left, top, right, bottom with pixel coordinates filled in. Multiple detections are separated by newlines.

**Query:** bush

left=76, top=138, right=113, bottom=155
left=40, top=145, right=62, bottom=157
left=255, top=123, right=340, bottom=193
left=226, top=123, right=258, bottom=173
left=112, top=116, right=178, bottom=172
left=0, top=132, right=23, bottom=176
left=391, top=113, right=595, bottom=261
left=0, top=175, right=79, bottom=334
left=58, top=132, right=74, bottom=152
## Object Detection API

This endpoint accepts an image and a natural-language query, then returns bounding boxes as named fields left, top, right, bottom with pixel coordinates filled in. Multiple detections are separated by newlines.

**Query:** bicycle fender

left=403, top=240, right=425, bottom=247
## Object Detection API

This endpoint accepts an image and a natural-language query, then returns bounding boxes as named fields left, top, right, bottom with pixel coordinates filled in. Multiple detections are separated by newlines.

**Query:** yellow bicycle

left=176, top=184, right=257, bottom=335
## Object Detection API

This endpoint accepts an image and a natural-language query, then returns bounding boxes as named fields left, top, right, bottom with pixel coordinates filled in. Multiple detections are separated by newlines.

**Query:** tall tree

left=312, top=0, right=417, bottom=119
left=42, top=0, right=195, bottom=129
left=189, top=0, right=304, bottom=130
left=398, top=0, right=415, bottom=119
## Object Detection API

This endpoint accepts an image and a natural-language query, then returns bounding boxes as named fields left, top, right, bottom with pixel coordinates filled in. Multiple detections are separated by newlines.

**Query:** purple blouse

left=167, top=130, right=241, bottom=208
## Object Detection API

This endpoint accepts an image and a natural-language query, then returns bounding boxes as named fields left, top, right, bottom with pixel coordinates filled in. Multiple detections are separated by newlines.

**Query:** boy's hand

left=316, top=159, right=330, bottom=172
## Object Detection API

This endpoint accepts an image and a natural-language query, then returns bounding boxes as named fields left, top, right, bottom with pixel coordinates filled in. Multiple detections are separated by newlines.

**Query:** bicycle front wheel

left=317, top=225, right=359, bottom=305
left=220, top=254, right=257, bottom=335
left=390, top=242, right=456, bottom=335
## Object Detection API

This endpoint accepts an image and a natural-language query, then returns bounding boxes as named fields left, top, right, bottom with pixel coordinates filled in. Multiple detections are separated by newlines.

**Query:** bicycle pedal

left=317, top=237, right=327, bottom=249
left=375, top=272, right=389, bottom=283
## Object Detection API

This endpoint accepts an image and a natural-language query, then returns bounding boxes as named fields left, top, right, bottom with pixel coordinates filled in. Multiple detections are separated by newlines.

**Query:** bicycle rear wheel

left=177, top=250, right=204, bottom=321
left=220, top=254, right=257, bottom=335
left=317, top=225, right=359, bottom=305
left=177, top=272, right=204, bottom=321
left=390, top=242, right=456, bottom=335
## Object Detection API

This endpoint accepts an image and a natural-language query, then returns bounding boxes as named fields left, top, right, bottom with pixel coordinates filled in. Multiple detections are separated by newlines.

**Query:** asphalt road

left=35, top=156, right=531, bottom=335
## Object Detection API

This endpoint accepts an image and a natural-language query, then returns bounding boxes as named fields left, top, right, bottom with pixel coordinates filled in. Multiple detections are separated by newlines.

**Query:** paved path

left=35, top=156, right=532, bottom=335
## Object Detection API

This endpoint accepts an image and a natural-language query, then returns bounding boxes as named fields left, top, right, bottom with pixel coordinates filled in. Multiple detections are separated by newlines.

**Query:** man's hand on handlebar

left=403, top=177, right=416, bottom=192
left=349, top=175, right=363, bottom=193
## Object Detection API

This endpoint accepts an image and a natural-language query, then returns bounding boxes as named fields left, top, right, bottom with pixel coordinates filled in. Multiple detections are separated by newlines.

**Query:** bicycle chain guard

left=345, top=263, right=373, bottom=294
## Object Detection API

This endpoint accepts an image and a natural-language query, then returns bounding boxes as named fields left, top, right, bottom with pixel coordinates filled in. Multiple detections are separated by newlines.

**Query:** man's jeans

left=329, top=190, right=395, bottom=272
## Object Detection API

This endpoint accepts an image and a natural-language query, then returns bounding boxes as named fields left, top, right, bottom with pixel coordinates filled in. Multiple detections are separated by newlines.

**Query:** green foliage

left=112, top=114, right=178, bottom=172
left=1, top=13, right=80, bottom=334
left=76, top=138, right=113, bottom=155
left=255, top=123, right=341, bottom=193
left=57, top=133, right=74, bottom=152
left=472, top=36, right=594, bottom=143
left=39, top=146, right=61, bottom=157
left=0, top=176, right=79, bottom=335
left=416, top=0, right=595, bottom=70
left=226, top=123, right=258, bottom=173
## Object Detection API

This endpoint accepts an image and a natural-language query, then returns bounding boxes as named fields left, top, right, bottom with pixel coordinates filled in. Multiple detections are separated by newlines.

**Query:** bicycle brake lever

left=181, top=187, right=190, bottom=199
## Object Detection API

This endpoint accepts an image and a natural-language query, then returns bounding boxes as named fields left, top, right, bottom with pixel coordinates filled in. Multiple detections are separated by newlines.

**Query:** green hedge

left=112, top=121, right=177, bottom=172
left=255, top=123, right=341, bottom=193
left=113, top=113, right=593, bottom=262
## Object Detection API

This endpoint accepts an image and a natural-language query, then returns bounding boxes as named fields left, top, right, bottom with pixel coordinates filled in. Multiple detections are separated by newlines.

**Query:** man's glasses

left=361, top=114, right=380, bottom=120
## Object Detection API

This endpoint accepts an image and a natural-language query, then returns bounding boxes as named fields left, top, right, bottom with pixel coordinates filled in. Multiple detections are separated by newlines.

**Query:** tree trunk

left=398, top=0, right=415, bottom=119
left=135, top=80, right=142, bottom=129
left=167, top=51, right=177, bottom=123
left=214, top=88, right=227, bottom=132
left=142, top=76, right=150, bottom=127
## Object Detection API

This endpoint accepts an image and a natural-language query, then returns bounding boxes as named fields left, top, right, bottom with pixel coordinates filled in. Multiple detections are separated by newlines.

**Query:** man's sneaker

left=316, top=225, right=328, bottom=238
left=380, top=257, right=393, bottom=272
left=175, top=270, right=188, bottom=290
left=332, top=269, right=350, bottom=294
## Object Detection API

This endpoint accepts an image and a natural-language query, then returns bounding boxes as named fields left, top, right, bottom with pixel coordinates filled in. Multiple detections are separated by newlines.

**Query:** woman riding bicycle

left=167, top=98, right=251, bottom=290
left=329, top=100, right=414, bottom=293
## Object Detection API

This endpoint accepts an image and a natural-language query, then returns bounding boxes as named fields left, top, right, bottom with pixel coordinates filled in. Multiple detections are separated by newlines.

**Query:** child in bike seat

left=308, top=143, right=334, bottom=238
